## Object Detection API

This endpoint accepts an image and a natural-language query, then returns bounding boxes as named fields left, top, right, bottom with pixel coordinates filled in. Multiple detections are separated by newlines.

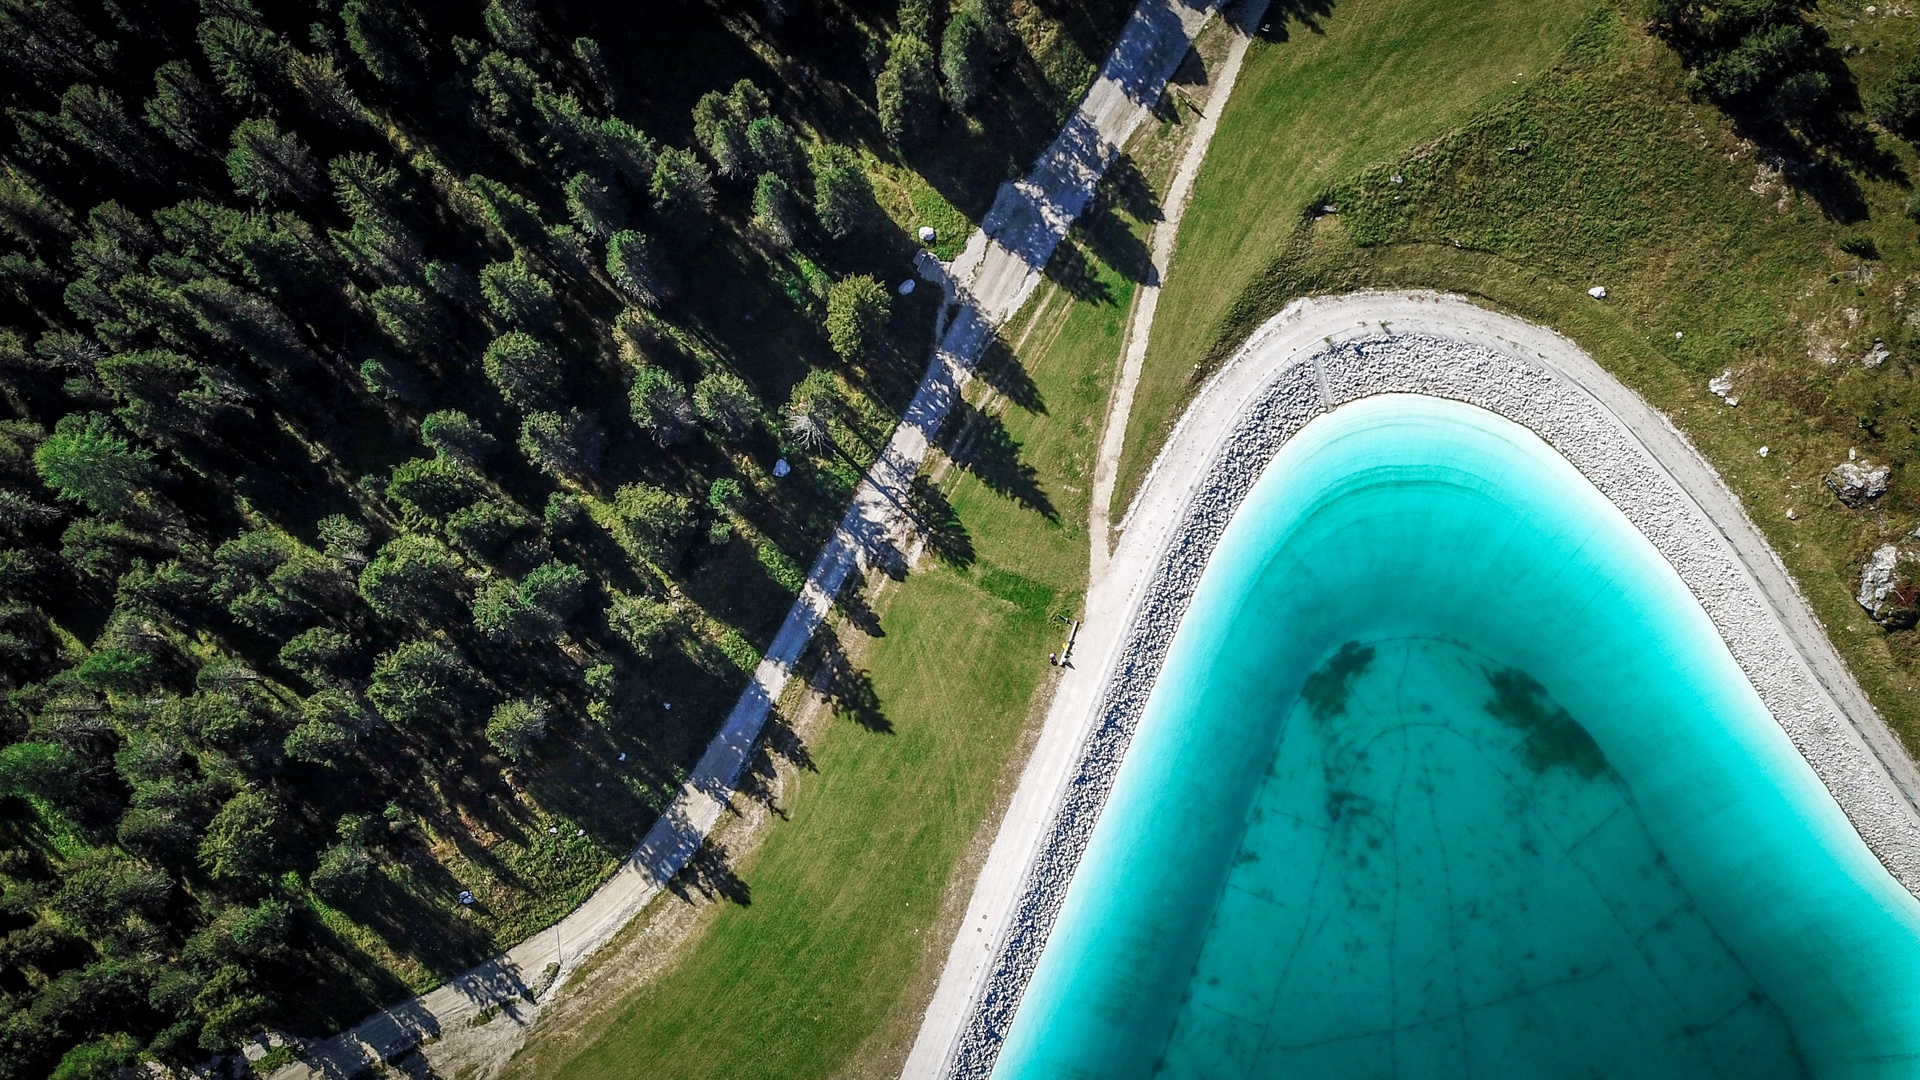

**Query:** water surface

left=992, top=394, right=1920, bottom=1078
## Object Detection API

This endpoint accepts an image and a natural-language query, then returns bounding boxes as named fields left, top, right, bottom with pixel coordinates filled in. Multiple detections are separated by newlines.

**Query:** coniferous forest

left=0, top=0, right=1133, bottom=1074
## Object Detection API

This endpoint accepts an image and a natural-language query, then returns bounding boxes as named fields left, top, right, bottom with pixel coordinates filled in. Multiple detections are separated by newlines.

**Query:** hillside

left=0, top=0, right=1132, bottom=1076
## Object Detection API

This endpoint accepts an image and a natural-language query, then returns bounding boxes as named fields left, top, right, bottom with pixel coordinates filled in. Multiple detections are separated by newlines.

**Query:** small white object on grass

left=1759, top=446, right=1770, bottom=457
left=898, top=278, right=915, bottom=295
left=663, top=701, right=671, bottom=710
left=458, top=891, right=474, bottom=905
left=1587, top=286, right=1608, bottom=299
left=547, top=826, right=557, bottom=834
left=618, top=751, right=626, bottom=761
left=917, top=225, right=937, bottom=243
left=595, top=782, right=602, bottom=788
left=771, top=458, right=791, bottom=477
left=1675, top=332, right=1684, bottom=339
left=575, top=828, right=585, bottom=837
left=1787, top=508, right=1798, bottom=520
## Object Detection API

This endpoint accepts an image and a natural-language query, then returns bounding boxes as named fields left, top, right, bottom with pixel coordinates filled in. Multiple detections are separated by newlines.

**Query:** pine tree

left=605, top=230, right=673, bottom=307
left=420, top=410, right=497, bottom=463
left=483, top=331, right=561, bottom=408
left=811, top=144, right=875, bottom=239
left=480, top=259, right=557, bottom=327
left=226, top=119, right=319, bottom=204
left=942, top=0, right=1002, bottom=109
left=486, top=697, right=548, bottom=764
left=143, top=61, right=226, bottom=155
left=693, top=370, right=762, bottom=440
left=197, top=16, right=286, bottom=108
left=33, top=413, right=152, bottom=516
left=825, top=275, right=891, bottom=361
left=629, top=365, right=695, bottom=446
left=517, top=408, right=604, bottom=479
left=564, top=171, right=624, bottom=239
left=368, top=639, right=470, bottom=724
left=358, top=534, right=463, bottom=622
left=58, top=85, right=157, bottom=178
left=877, top=35, right=940, bottom=145
left=607, top=593, right=674, bottom=657
left=342, top=0, right=429, bottom=89
left=750, top=173, right=802, bottom=249
left=610, top=482, right=694, bottom=566
left=370, top=286, right=444, bottom=352
left=650, top=147, right=716, bottom=239
left=744, top=116, right=804, bottom=181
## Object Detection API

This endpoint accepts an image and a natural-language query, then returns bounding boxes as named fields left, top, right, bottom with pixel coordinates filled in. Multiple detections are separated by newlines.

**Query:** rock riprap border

left=929, top=291, right=1920, bottom=1079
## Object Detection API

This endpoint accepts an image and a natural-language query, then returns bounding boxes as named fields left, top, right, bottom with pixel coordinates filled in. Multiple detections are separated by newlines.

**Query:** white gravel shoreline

left=916, top=291, right=1920, bottom=1080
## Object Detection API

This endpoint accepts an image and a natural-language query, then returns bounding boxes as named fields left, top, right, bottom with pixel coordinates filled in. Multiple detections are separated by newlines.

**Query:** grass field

left=1117, top=0, right=1920, bottom=748
left=503, top=178, right=1152, bottom=1079
left=1112, top=0, right=1603, bottom=510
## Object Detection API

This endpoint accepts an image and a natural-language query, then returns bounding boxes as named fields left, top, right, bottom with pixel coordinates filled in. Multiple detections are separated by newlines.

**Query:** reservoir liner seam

left=942, top=317, right=1920, bottom=1080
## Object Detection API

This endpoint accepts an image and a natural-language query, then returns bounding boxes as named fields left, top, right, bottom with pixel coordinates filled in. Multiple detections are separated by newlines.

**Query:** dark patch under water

left=1485, top=667, right=1609, bottom=778
left=1301, top=640, right=1376, bottom=718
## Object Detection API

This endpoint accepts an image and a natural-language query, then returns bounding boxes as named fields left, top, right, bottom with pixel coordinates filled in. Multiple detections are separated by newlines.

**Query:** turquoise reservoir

left=991, top=394, right=1920, bottom=1078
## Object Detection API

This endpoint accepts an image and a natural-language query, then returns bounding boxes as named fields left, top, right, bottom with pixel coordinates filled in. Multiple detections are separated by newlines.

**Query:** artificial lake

left=990, top=394, right=1920, bottom=1079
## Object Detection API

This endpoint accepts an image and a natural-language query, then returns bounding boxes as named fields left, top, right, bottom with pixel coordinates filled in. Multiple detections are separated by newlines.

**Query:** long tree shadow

left=973, top=332, right=1047, bottom=417
left=667, top=836, right=751, bottom=907
left=1041, top=236, right=1115, bottom=305
left=909, top=475, right=975, bottom=569
left=942, top=402, right=1058, bottom=523
left=810, top=639, right=892, bottom=734
left=1258, top=0, right=1338, bottom=40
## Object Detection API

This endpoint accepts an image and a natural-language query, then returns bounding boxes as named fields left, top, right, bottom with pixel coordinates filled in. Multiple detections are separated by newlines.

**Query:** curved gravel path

left=906, top=290, right=1920, bottom=1079
left=266, top=4, right=1224, bottom=1077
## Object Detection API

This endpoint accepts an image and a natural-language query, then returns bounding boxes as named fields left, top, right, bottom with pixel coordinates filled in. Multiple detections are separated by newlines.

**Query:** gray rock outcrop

left=1829, top=461, right=1892, bottom=507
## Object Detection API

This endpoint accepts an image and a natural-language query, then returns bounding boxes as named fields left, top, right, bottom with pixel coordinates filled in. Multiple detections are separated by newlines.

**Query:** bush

left=708, top=477, right=746, bottom=511
left=1873, top=59, right=1920, bottom=138
left=825, top=275, right=891, bottom=360
left=487, top=697, right=549, bottom=765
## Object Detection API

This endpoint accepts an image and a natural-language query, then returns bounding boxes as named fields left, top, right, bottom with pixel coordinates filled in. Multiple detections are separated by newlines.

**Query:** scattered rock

left=1827, top=460, right=1892, bottom=507
left=1587, top=286, right=1608, bottom=299
left=917, top=225, right=937, bottom=243
left=1708, top=369, right=1736, bottom=406
left=1759, top=445, right=1770, bottom=457
left=1864, top=339, right=1890, bottom=368
left=1786, top=508, right=1798, bottom=520
left=771, top=458, right=791, bottom=477
left=1859, top=543, right=1917, bottom=626
left=898, top=278, right=916, bottom=295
